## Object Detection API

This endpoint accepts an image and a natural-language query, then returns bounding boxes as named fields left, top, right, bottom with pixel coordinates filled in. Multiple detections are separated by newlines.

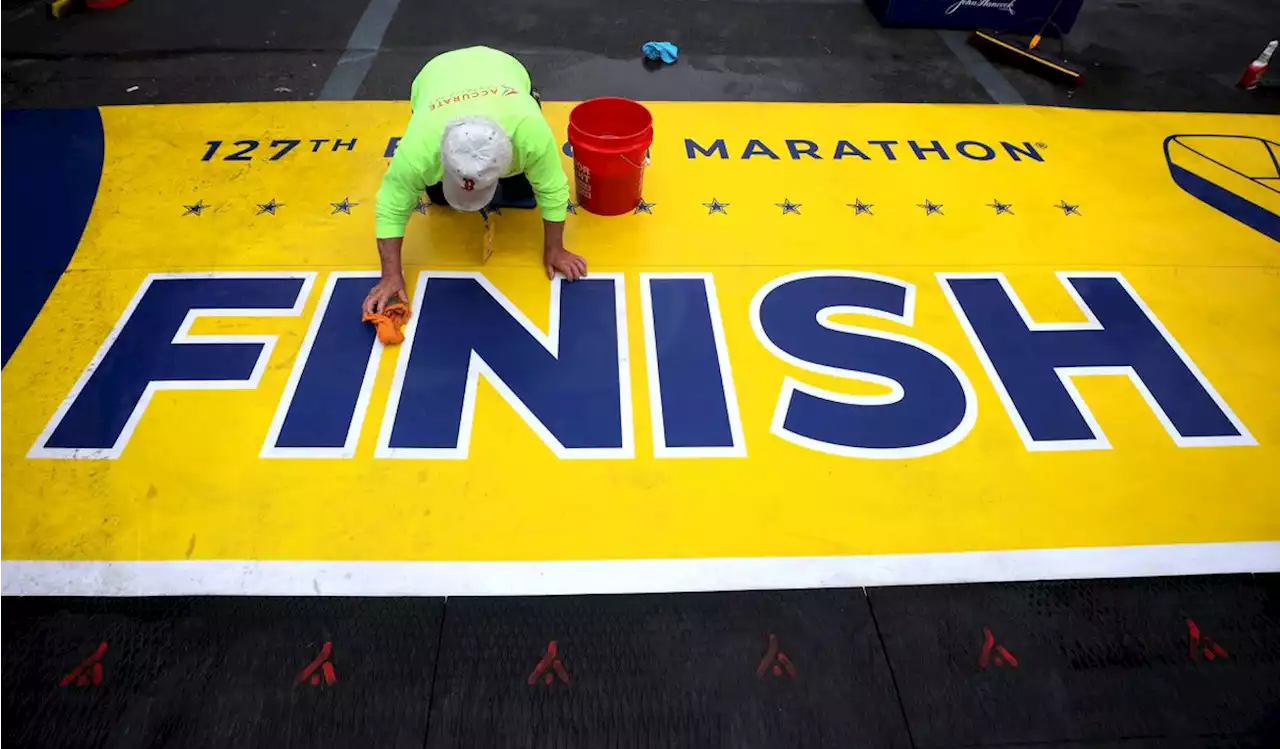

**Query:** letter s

left=751, top=271, right=976, bottom=458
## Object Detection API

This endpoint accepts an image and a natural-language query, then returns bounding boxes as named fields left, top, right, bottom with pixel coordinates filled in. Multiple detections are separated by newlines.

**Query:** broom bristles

left=969, top=31, right=1084, bottom=87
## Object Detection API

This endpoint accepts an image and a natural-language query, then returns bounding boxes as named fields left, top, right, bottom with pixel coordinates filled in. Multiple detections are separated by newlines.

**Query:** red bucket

left=567, top=97, right=654, bottom=216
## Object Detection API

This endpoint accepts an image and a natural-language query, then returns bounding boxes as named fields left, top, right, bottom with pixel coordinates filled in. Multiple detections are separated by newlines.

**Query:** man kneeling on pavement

left=363, top=45, right=587, bottom=317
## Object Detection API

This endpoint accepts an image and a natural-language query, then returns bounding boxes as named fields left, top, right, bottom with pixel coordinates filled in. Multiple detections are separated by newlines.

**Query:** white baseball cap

left=441, top=116, right=513, bottom=212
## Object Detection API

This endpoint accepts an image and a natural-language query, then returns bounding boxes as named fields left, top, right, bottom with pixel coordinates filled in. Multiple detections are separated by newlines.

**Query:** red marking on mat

left=755, top=633, right=798, bottom=679
left=1187, top=619, right=1229, bottom=661
left=295, top=641, right=338, bottom=686
left=59, top=642, right=107, bottom=688
left=528, top=640, right=570, bottom=686
left=978, top=627, right=1018, bottom=669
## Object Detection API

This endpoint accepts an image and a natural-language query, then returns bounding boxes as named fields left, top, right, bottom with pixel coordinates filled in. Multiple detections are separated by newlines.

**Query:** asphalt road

left=3, top=0, right=1278, bottom=112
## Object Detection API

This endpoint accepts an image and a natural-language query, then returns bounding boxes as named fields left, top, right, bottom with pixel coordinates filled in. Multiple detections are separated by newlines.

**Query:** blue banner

left=866, top=0, right=1085, bottom=35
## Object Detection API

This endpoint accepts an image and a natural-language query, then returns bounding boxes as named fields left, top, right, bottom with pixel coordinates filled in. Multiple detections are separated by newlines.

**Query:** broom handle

left=1029, top=0, right=1068, bottom=49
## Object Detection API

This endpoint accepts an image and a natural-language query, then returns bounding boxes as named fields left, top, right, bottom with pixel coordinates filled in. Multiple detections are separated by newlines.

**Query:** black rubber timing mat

left=4, top=575, right=1278, bottom=748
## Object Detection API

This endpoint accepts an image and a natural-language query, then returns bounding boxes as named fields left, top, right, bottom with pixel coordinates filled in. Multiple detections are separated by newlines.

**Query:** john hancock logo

left=947, top=0, right=1017, bottom=15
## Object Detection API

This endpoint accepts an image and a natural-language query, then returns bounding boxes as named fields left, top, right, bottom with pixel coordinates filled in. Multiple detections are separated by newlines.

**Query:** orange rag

left=363, top=302, right=411, bottom=345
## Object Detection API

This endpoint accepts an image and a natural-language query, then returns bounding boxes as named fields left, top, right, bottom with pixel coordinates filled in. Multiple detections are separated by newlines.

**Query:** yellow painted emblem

left=2, top=103, right=1278, bottom=586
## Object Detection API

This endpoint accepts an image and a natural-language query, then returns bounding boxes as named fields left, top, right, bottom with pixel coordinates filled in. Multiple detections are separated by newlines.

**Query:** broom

left=968, top=0, right=1084, bottom=87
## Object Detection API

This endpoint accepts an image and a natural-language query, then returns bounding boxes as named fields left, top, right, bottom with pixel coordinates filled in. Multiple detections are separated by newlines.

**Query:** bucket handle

left=619, top=153, right=651, bottom=171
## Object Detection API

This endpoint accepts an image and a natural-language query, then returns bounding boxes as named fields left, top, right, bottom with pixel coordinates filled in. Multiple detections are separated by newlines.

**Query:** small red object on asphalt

left=59, top=642, right=108, bottom=688
left=295, top=641, right=338, bottom=686
left=527, top=640, right=571, bottom=686
left=978, top=627, right=1018, bottom=669
left=1187, top=619, right=1229, bottom=661
left=755, top=633, right=798, bottom=679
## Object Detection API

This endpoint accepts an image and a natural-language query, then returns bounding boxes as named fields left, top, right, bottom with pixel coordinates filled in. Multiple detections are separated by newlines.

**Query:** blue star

left=566, top=200, right=578, bottom=215
left=987, top=199, right=1014, bottom=215
left=776, top=198, right=801, bottom=215
left=634, top=199, right=656, bottom=215
left=918, top=200, right=944, bottom=216
left=183, top=200, right=207, bottom=217
left=1056, top=200, right=1081, bottom=216
left=848, top=199, right=874, bottom=216
left=703, top=198, right=730, bottom=215
left=256, top=198, right=283, bottom=215
left=331, top=197, right=358, bottom=215
left=414, top=197, right=429, bottom=214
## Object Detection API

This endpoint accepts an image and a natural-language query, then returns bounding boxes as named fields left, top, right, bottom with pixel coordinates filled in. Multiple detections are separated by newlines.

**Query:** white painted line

left=320, top=0, right=403, bottom=100
left=4, top=542, right=1278, bottom=597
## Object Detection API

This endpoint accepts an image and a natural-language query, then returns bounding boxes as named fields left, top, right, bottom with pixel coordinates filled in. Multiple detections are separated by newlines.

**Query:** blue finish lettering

left=266, top=275, right=379, bottom=456
left=33, top=275, right=309, bottom=458
left=385, top=275, right=630, bottom=457
left=941, top=273, right=1252, bottom=448
left=752, top=272, right=974, bottom=458
left=385, top=137, right=401, bottom=157
left=645, top=276, right=742, bottom=455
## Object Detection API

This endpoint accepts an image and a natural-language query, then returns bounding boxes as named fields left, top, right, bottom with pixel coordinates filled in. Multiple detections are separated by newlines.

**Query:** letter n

left=377, top=273, right=633, bottom=459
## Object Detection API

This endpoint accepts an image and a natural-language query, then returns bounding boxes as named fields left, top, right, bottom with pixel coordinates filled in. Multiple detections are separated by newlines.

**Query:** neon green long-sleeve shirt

left=375, top=47, right=569, bottom=238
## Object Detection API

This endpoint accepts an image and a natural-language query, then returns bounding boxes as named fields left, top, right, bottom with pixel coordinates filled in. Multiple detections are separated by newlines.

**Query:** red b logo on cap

left=462, top=178, right=476, bottom=192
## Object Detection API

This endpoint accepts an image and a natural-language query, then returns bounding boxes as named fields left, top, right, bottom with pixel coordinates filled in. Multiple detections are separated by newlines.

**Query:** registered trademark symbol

left=1036, top=142, right=1048, bottom=149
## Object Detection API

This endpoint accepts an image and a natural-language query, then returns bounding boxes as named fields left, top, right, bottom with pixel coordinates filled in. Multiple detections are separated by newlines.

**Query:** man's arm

left=522, top=119, right=570, bottom=224
left=521, top=119, right=586, bottom=280
left=364, top=237, right=408, bottom=316
left=365, top=151, right=423, bottom=314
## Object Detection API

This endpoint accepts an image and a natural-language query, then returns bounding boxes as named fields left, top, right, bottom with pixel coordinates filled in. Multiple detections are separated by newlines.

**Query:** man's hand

left=540, top=219, right=584, bottom=281
left=363, top=273, right=408, bottom=316
left=544, top=246, right=587, bottom=281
